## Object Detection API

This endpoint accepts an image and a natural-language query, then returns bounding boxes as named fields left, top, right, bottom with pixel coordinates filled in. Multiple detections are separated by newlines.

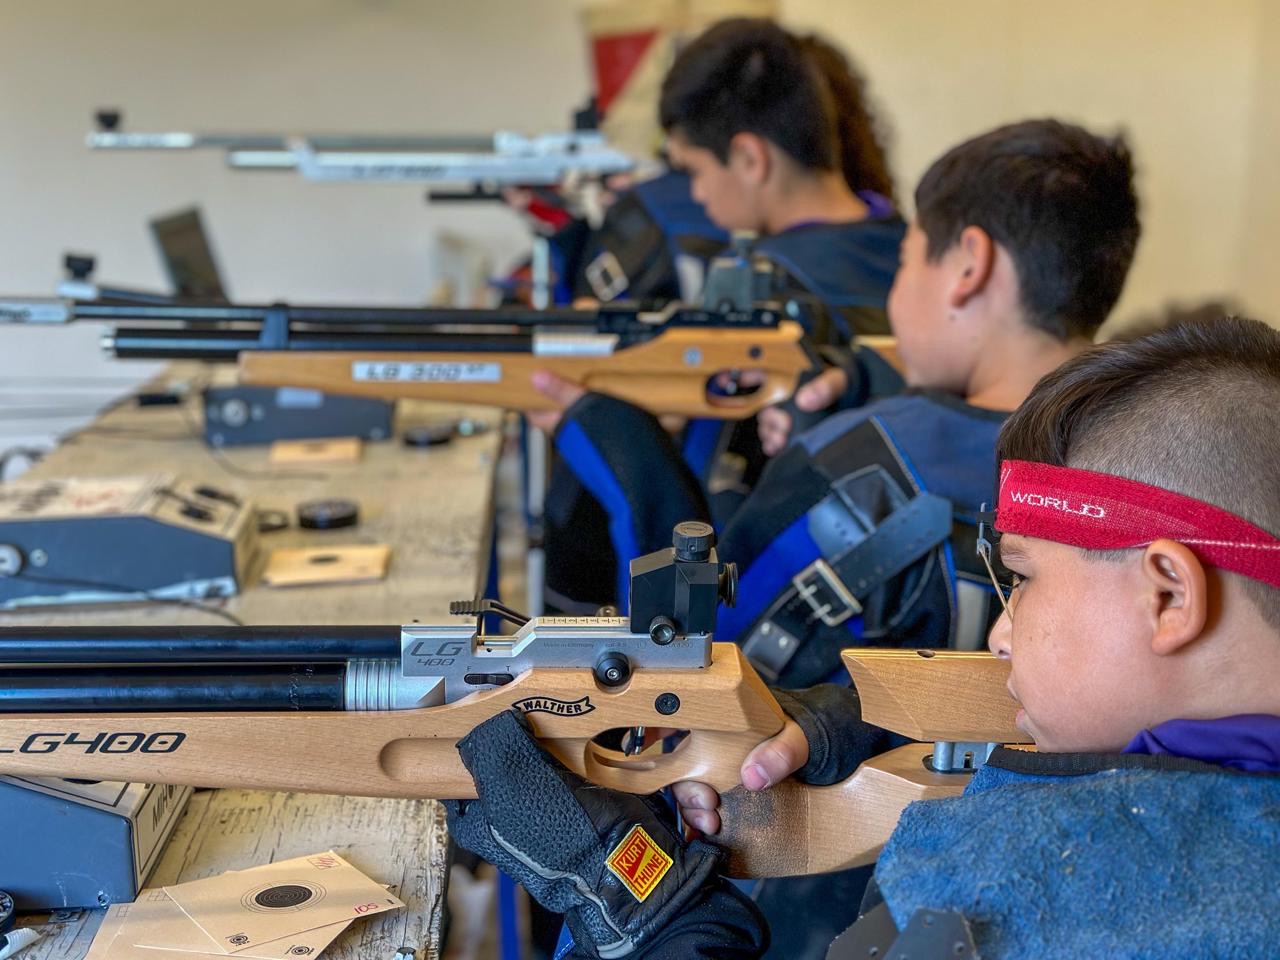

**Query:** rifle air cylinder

left=0, top=665, right=345, bottom=712
left=0, top=625, right=401, bottom=663
left=109, top=327, right=534, bottom=361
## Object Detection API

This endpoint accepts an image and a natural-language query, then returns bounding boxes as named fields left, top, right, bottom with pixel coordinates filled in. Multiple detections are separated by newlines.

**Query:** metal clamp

left=791, top=559, right=862, bottom=628
left=927, top=741, right=999, bottom=774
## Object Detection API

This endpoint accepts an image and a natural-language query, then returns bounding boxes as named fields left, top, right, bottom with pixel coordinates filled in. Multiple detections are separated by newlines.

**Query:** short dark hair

left=998, top=316, right=1280, bottom=625
left=915, top=119, right=1140, bottom=340
left=660, top=18, right=840, bottom=173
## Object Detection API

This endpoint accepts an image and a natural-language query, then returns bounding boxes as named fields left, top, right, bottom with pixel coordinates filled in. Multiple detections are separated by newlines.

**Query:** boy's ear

left=726, top=132, right=771, bottom=186
left=1142, top=539, right=1209, bottom=656
left=946, top=226, right=996, bottom=309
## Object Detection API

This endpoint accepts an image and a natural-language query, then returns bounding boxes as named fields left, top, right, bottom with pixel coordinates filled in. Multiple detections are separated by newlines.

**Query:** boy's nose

left=987, top=609, right=1012, bottom=660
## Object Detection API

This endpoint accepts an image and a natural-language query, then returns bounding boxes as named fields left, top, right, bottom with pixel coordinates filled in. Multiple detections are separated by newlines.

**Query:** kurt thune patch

left=606, top=825, right=674, bottom=903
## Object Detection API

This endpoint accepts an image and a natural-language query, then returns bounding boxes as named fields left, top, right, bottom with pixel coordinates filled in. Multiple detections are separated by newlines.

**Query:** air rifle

left=0, top=257, right=897, bottom=420
left=0, top=523, right=1019, bottom=878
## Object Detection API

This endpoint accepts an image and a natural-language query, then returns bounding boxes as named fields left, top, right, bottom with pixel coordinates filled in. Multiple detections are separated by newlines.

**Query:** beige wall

left=0, top=0, right=592, bottom=303
left=1239, top=0, right=1280, bottom=321
left=781, top=0, right=1271, bottom=332
left=0, top=0, right=592, bottom=451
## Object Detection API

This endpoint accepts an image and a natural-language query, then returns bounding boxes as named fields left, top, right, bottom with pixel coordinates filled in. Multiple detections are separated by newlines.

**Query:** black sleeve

left=771, top=684, right=897, bottom=785
left=563, top=880, right=768, bottom=960
left=553, top=393, right=711, bottom=559
left=818, top=342, right=905, bottom=411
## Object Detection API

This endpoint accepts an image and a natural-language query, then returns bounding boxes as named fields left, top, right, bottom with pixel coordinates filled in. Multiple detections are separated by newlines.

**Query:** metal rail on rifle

left=0, top=257, right=856, bottom=419
left=0, top=524, right=1021, bottom=878
left=86, top=109, right=635, bottom=186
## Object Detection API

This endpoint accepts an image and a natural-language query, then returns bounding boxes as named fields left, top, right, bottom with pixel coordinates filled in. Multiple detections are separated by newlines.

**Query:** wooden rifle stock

left=237, top=328, right=901, bottom=420
left=718, top=650, right=1026, bottom=878
left=0, top=645, right=783, bottom=804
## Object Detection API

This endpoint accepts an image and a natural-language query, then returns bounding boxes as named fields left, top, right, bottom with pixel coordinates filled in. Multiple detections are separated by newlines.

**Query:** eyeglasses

left=977, top=503, right=1019, bottom=621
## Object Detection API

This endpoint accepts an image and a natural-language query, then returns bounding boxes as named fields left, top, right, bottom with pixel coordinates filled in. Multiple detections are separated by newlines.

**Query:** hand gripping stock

left=716, top=650, right=1027, bottom=879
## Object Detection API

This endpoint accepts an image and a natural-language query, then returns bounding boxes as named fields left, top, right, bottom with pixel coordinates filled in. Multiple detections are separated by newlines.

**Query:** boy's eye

left=1010, top=573, right=1025, bottom=590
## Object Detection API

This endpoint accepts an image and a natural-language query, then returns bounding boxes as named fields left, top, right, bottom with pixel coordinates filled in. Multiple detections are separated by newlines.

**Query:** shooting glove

left=444, top=710, right=725, bottom=959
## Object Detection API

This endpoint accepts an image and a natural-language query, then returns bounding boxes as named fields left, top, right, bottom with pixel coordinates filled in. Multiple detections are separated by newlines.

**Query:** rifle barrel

left=109, top=327, right=535, bottom=360
left=0, top=664, right=345, bottom=712
left=0, top=625, right=401, bottom=664
left=75, top=301, right=597, bottom=327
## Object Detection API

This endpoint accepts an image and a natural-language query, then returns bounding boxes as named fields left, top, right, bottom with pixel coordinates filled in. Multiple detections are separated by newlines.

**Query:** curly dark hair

left=795, top=32, right=896, bottom=203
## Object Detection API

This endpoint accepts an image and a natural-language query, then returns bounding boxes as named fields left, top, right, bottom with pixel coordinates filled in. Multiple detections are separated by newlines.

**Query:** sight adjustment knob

left=672, top=521, right=714, bottom=562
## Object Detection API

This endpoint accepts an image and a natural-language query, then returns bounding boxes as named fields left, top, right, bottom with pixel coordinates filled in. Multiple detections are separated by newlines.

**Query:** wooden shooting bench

left=5, top=363, right=506, bottom=960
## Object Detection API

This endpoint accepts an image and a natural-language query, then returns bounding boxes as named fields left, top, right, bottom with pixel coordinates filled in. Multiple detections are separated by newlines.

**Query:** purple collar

left=779, top=192, right=897, bottom=234
left=1123, top=715, right=1280, bottom=773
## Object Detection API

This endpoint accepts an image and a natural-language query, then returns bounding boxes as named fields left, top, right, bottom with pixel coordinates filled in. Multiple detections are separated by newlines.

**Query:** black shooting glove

left=444, top=710, right=725, bottom=959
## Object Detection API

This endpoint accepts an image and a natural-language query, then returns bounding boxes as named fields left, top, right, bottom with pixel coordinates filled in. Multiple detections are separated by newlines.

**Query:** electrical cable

left=177, top=403, right=331, bottom=482
left=9, top=571, right=245, bottom=626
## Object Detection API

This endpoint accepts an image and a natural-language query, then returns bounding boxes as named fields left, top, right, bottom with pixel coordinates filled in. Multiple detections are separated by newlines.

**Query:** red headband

left=996, top=460, right=1280, bottom=590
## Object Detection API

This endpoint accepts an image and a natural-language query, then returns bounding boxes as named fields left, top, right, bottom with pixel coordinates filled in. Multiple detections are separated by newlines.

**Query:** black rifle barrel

left=0, top=664, right=345, bottom=712
left=0, top=625, right=402, bottom=664
left=75, top=300, right=600, bottom=327
left=109, top=326, right=536, bottom=360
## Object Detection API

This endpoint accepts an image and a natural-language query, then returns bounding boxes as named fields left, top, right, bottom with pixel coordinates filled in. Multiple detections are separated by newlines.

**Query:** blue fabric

left=498, top=872, right=523, bottom=960
left=1125, top=715, right=1280, bottom=773
left=715, top=515, right=866, bottom=644
left=856, top=189, right=896, bottom=221
left=719, top=393, right=1004, bottom=663
left=681, top=418, right=723, bottom=484
left=553, top=923, right=575, bottom=960
left=863, top=395, right=1004, bottom=512
left=718, top=515, right=822, bottom=642
left=754, top=219, right=903, bottom=338
left=633, top=170, right=728, bottom=258
left=555, top=420, right=640, bottom=613
left=875, top=761, right=1280, bottom=959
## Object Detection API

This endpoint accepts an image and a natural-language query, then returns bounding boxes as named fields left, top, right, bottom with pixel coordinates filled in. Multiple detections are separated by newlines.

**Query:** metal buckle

left=792, top=559, right=862, bottom=627
left=584, top=250, right=628, bottom=302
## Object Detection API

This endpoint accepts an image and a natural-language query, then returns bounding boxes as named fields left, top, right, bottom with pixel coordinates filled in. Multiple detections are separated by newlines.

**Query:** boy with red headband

left=446, top=317, right=1280, bottom=958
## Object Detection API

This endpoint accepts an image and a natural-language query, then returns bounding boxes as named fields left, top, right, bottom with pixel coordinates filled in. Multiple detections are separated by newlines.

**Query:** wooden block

left=268, top=437, right=362, bottom=465
left=261, top=545, right=390, bottom=587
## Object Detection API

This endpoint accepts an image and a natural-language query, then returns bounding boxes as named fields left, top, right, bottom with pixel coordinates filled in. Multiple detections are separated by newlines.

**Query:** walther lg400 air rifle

left=0, top=256, right=898, bottom=421
left=0, top=524, right=1019, bottom=878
